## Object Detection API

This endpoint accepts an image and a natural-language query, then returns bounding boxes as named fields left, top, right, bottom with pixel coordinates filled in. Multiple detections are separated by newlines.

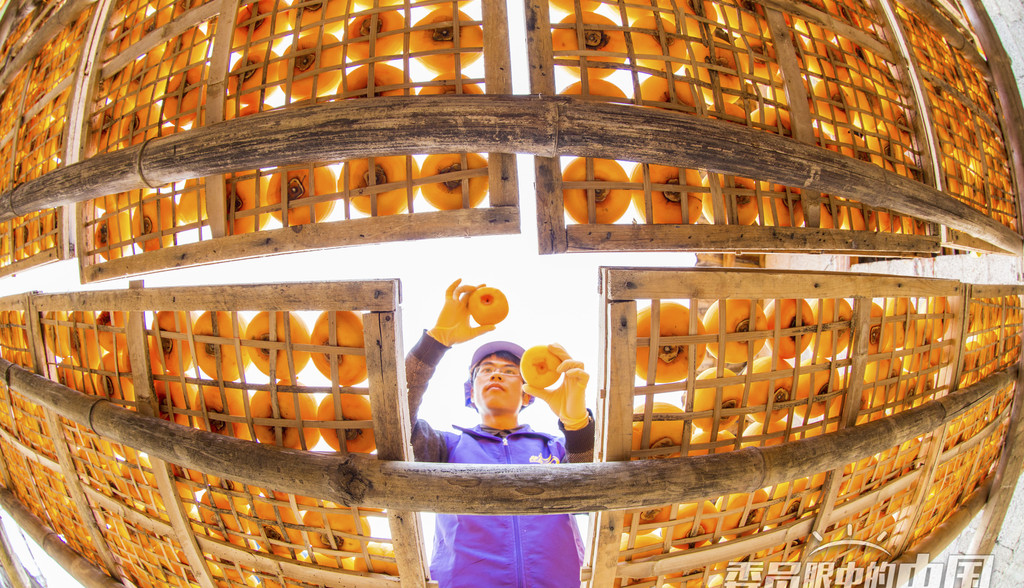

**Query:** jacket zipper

left=503, top=436, right=525, bottom=588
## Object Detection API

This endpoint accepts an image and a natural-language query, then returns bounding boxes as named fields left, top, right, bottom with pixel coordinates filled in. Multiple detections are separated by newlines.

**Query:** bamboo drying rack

left=0, top=0, right=1021, bottom=585
left=0, top=0, right=1018, bottom=283
left=0, top=270, right=1016, bottom=586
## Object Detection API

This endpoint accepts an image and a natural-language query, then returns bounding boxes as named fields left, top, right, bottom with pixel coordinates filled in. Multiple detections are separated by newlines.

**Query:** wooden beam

left=0, top=96, right=1017, bottom=255
left=565, top=224, right=941, bottom=255
left=79, top=207, right=519, bottom=283
left=601, top=266, right=961, bottom=302
left=588, top=300, right=637, bottom=587
left=0, top=353, right=1012, bottom=515
left=30, top=280, right=399, bottom=313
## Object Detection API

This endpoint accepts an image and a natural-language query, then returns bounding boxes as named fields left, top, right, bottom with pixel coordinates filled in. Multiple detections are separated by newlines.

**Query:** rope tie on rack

left=135, top=137, right=166, bottom=190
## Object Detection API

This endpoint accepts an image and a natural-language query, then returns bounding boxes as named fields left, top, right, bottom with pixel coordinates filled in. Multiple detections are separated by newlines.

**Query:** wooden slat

left=20, top=74, right=73, bottom=117
left=761, top=0, right=896, bottom=61
left=798, top=295, right=873, bottom=560
left=764, top=6, right=821, bottom=227
left=30, top=280, right=400, bottom=313
left=897, top=478, right=991, bottom=562
left=65, top=0, right=112, bottom=166
left=0, top=425, right=58, bottom=469
left=616, top=468, right=920, bottom=578
left=0, top=513, right=32, bottom=588
left=80, top=207, right=519, bottom=283
left=201, top=0, right=241, bottom=239
left=588, top=299, right=637, bottom=587
left=364, top=309, right=427, bottom=587
left=42, top=411, right=123, bottom=580
left=938, top=400, right=1011, bottom=462
left=481, top=0, right=518, bottom=209
left=0, top=248, right=61, bottom=280
left=552, top=100, right=1021, bottom=254
left=875, top=0, right=944, bottom=192
left=0, top=92, right=1011, bottom=253
left=97, top=1, right=219, bottom=79
left=70, top=0, right=114, bottom=282
left=893, top=288, right=973, bottom=556
left=194, top=530, right=403, bottom=588
left=602, top=267, right=961, bottom=301
left=565, top=224, right=942, bottom=255
left=122, top=293, right=218, bottom=588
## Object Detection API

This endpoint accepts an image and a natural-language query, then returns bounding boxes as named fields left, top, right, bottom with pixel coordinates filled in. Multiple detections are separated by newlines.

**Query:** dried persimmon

left=561, top=157, right=631, bottom=224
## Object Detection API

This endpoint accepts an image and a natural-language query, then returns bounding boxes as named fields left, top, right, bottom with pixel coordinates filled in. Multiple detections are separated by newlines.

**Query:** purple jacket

left=429, top=425, right=585, bottom=588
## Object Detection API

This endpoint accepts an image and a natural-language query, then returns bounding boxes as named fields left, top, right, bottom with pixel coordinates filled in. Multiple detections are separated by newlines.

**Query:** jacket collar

left=454, top=423, right=555, bottom=441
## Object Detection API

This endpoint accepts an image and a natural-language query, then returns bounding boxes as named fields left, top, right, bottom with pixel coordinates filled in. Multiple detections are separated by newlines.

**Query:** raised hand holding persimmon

left=427, top=279, right=497, bottom=346
left=524, top=344, right=591, bottom=431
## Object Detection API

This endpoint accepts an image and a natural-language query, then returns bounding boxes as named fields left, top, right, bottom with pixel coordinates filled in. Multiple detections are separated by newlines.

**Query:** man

left=405, top=279, right=594, bottom=587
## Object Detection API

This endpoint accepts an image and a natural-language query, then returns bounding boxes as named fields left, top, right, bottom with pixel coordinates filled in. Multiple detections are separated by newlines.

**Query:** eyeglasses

left=475, top=365, right=521, bottom=378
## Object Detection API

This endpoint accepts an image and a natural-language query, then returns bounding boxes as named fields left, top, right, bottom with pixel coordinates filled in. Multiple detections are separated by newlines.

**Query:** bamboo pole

left=966, top=353, right=1024, bottom=555
left=0, top=96, right=1017, bottom=255
left=0, top=487, right=122, bottom=588
left=895, top=478, right=992, bottom=564
left=0, top=353, right=1012, bottom=515
left=0, top=511, right=31, bottom=588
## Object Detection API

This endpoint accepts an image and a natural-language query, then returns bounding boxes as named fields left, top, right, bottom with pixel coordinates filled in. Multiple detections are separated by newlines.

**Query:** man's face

left=471, top=355, right=526, bottom=417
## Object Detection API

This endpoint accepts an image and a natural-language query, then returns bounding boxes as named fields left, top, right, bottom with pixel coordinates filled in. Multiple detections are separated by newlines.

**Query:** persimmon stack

left=598, top=267, right=1019, bottom=587
left=75, top=0, right=512, bottom=282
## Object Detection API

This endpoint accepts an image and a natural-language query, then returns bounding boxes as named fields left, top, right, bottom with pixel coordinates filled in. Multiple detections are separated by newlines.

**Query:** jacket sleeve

left=406, top=331, right=450, bottom=462
left=559, top=410, right=595, bottom=463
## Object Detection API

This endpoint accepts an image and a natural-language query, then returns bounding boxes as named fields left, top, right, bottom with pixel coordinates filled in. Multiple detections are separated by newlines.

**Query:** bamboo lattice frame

left=0, top=2, right=91, bottom=277
left=0, top=272, right=1016, bottom=586
left=1, top=280, right=433, bottom=587
left=525, top=0, right=1023, bottom=255
left=0, top=0, right=1021, bottom=585
left=0, top=0, right=1019, bottom=269
left=592, top=267, right=1020, bottom=586
left=72, top=0, right=519, bottom=283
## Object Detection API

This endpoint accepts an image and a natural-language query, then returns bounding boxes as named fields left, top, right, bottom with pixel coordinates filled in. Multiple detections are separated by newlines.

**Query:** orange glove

left=427, top=279, right=496, bottom=347
left=524, top=344, right=591, bottom=430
